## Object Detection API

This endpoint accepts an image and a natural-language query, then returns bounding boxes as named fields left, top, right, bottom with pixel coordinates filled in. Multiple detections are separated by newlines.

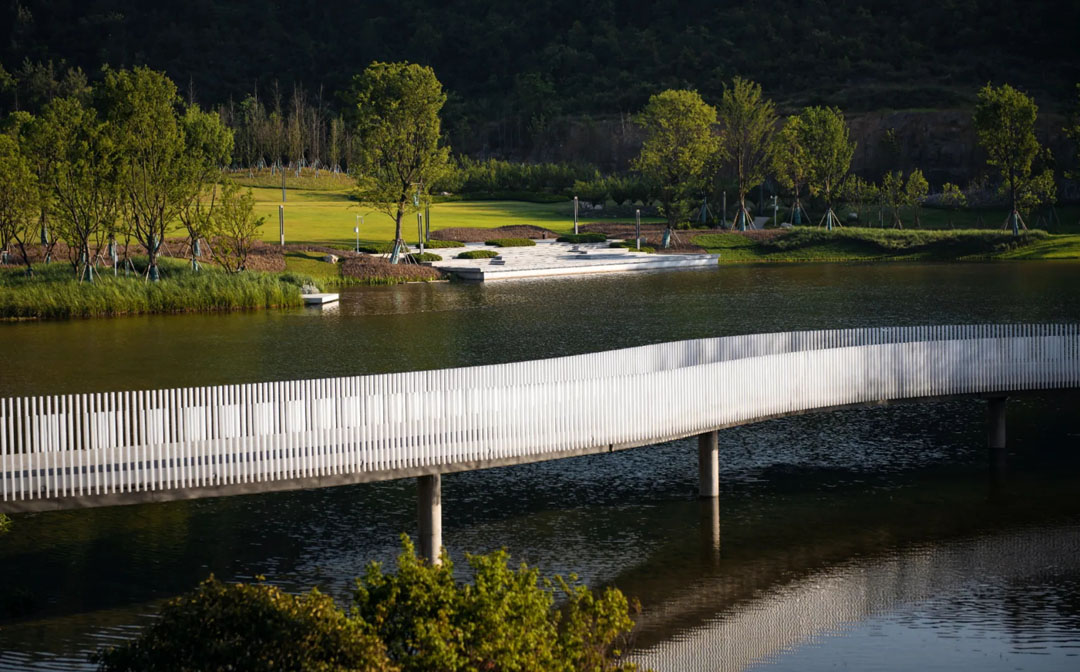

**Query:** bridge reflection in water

left=633, top=522, right=1080, bottom=672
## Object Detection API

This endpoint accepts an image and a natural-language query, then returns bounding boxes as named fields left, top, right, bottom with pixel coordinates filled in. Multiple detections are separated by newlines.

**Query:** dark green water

left=1, top=262, right=1079, bottom=671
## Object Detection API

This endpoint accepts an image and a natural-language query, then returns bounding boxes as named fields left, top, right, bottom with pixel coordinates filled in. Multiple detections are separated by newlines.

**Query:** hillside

left=3, top=1, right=1078, bottom=130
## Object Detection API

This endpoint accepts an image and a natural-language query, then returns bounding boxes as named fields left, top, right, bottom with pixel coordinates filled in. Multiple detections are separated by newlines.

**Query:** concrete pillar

left=987, top=396, right=1006, bottom=450
left=417, top=474, right=442, bottom=565
left=698, top=431, right=719, bottom=498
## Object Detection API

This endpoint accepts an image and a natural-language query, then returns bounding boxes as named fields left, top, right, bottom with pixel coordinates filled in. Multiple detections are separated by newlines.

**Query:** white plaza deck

left=428, top=240, right=719, bottom=281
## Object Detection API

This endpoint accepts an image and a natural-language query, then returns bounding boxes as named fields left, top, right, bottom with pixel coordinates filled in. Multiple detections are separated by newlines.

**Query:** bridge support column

left=698, top=431, right=719, bottom=498
left=418, top=474, right=442, bottom=565
left=986, top=396, right=1007, bottom=451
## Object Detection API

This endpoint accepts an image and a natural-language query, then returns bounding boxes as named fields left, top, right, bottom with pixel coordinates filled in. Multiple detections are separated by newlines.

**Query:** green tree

left=632, top=89, right=720, bottom=237
left=773, top=115, right=812, bottom=225
left=940, top=182, right=967, bottom=227
left=177, top=105, right=234, bottom=271
left=1064, top=83, right=1079, bottom=182
left=973, top=83, right=1056, bottom=232
left=904, top=168, right=929, bottom=227
left=208, top=182, right=264, bottom=273
left=795, top=106, right=855, bottom=230
left=841, top=175, right=878, bottom=227
left=881, top=170, right=906, bottom=228
left=94, top=576, right=394, bottom=672
left=0, top=132, right=39, bottom=275
left=36, top=96, right=119, bottom=280
left=718, top=77, right=777, bottom=230
left=574, top=178, right=609, bottom=208
left=98, top=67, right=191, bottom=281
left=346, top=62, right=450, bottom=262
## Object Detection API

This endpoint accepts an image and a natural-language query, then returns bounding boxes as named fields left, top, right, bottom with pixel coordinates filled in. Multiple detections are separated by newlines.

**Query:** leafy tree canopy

left=973, top=83, right=1056, bottom=214
left=632, top=89, right=719, bottom=228
left=346, top=61, right=450, bottom=251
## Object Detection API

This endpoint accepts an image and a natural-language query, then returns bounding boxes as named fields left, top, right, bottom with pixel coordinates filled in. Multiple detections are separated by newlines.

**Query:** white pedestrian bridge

left=2, top=324, right=1078, bottom=559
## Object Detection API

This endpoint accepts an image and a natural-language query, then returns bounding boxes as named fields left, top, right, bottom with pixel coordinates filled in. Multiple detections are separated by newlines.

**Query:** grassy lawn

left=246, top=183, right=661, bottom=248
left=694, top=228, right=1080, bottom=263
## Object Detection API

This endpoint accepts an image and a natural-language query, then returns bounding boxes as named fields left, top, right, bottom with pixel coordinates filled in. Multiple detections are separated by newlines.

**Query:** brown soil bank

left=341, top=256, right=443, bottom=283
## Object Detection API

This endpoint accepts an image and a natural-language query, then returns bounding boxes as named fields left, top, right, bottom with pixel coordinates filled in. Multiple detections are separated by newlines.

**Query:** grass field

left=246, top=181, right=661, bottom=248
left=693, top=228, right=1080, bottom=263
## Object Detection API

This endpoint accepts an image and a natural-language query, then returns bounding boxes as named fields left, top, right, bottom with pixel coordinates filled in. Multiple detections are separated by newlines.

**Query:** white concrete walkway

left=427, top=240, right=718, bottom=281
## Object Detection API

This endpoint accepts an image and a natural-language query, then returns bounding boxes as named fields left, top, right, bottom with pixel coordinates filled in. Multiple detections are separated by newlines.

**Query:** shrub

left=557, top=233, right=608, bottom=243
left=95, top=538, right=641, bottom=672
left=407, top=252, right=443, bottom=263
left=484, top=238, right=536, bottom=247
left=456, top=250, right=500, bottom=259
left=423, top=240, right=465, bottom=249
left=94, top=577, right=393, bottom=672
left=610, top=241, right=655, bottom=253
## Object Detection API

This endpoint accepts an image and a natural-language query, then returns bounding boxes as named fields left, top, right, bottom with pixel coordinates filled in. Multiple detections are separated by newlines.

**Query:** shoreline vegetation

left=4, top=220, right=1078, bottom=321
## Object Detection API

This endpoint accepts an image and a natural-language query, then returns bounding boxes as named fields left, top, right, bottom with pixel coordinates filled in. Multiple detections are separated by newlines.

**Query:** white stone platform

left=302, top=293, right=340, bottom=305
left=429, top=241, right=718, bottom=282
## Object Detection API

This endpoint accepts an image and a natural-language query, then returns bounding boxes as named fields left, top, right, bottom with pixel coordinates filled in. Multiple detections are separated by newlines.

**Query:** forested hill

left=4, top=0, right=1078, bottom=116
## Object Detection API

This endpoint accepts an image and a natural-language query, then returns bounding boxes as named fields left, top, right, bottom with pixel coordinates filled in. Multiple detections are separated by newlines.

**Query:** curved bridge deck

left=2, top=324, right=1078, bottom=513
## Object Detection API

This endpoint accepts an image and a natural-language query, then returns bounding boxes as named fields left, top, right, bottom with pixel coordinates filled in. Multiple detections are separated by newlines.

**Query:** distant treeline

left=2, top=0, right=1079, bottom=157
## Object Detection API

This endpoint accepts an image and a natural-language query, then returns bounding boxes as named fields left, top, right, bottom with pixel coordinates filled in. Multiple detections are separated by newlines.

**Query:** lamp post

left=573, top=196, right=579, bottom=235
left=635, top=209, right=641, bottom=250
left=279, top=205, right=284, bottom=246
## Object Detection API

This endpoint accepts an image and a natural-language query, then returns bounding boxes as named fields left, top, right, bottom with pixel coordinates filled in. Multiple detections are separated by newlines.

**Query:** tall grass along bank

left=0, top=261, right=309, bottom=320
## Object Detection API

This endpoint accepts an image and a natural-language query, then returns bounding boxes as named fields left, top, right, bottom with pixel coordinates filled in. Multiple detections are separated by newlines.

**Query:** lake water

left=2, top=262, right=1079, bottom=671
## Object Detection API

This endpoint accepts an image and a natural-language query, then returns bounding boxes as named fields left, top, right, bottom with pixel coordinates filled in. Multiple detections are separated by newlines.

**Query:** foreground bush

left=423, top=239, right=465, bottom=249
left=406, top=252, right=443, bottom=263
left=485, top=237, right=536, bottom=247
left=456, top=249, right=500, bottom=259
left=610, top=241, right=655, bottom=253
left=557, top=233, right=608, bottom=243
left=93, top=579, right=394, bottom=672
left=95, top=537, right=643, bottom=672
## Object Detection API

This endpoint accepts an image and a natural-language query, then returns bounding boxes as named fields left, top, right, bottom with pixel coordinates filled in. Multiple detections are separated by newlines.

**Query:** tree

left=881, top=170, right=906, bottom=228
left=841, top=175, right=878, bottom=227
left=177, top=105, right=234, bottom=271
left=208, top=182, right=263, bottom=273
left=346, top=62, right=450, bottom=262
left=632, top=89, right=720, bottom=240
left=98, top=67, right=191, bottom=281
left=574, top=178, right=609, bottom=208
left=904, top=168, right=929, bottom=227
left=1065, top=83, right=1079, bottom=182
left=795, top=106, right=855, bottom=230
left=0, top=133, right=39, bottom=275
left=973, top=83, right=1056, bottom=234
left=940, top=182, right=967, bottom=227
left=773, top=115, right=812, bottom=225
left=718, top=78, right=778, bottom=231
left=94, top=577, right=394, bottom=672
left=37, top=96, right=119, bottom=281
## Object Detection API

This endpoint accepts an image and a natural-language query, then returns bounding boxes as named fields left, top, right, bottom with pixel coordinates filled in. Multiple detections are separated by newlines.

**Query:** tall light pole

left=573, top=196, right=579, bottom=235
left=279, top=205, right=285, bottom=246
left=635, top=209, right=642, bottom=250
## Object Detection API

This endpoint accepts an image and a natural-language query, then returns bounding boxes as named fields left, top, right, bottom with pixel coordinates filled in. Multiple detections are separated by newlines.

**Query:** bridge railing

left=2, top=324, right=1078, bottom=506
